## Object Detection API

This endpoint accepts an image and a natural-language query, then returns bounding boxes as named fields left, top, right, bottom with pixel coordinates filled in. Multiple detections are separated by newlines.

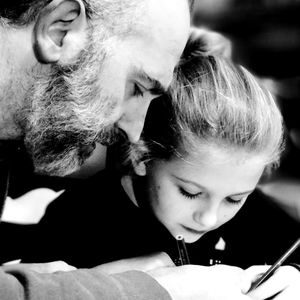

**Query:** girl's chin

left=172, top=231, right=205, bottom=243
left=184, top=233, right=204, bottom=243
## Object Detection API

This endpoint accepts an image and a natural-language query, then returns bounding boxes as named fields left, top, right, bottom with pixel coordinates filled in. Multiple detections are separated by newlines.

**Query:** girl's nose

left=193, top=205, right=218, bottom=229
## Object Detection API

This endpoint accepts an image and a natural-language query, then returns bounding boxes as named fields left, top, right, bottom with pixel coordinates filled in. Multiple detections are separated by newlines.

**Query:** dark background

left=193, top=0, right=300, bottom=179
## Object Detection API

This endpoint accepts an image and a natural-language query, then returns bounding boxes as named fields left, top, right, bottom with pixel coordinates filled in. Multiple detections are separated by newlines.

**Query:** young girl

left=127, top=52, right=284, bottom=242
left=15, top=42, right=299, bottom=299
left=118, top=49, right=289, bottom=265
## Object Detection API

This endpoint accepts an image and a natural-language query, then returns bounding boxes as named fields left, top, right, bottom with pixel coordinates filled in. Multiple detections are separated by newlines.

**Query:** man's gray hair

left=1, top=0, right=193, bottom=26
left=0, top=0, right=143, bottom=27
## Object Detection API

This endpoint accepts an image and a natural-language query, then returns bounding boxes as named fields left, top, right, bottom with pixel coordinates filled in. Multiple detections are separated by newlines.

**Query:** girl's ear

left=133, top=161, right=146, bottom=177
left=33, top=0, right=88, bottom=64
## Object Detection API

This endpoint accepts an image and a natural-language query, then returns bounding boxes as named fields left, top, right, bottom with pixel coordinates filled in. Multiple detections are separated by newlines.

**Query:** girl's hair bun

left=182, top=27, right=232, bottom=61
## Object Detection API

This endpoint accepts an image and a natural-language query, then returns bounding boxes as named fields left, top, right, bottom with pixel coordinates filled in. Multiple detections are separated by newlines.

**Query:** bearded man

left=0, top=0, right=190, bottom=177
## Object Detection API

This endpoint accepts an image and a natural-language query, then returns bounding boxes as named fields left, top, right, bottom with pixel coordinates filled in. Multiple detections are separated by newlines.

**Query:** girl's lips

left=181, top=225, right=205, bottom=235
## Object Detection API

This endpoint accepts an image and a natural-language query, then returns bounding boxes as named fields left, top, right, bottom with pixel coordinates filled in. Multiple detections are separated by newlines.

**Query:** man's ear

left=33, top=0, right=88, bottom=64
left=133, top=161, right=146, bottom=177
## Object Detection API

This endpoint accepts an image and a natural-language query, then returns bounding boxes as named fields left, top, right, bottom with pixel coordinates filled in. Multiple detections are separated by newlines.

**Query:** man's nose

left=117, top=98, right=152, bottom=143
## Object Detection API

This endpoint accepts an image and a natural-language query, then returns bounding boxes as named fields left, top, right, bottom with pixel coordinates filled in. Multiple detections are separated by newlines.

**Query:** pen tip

left=176, top=234, right=184, bottom=240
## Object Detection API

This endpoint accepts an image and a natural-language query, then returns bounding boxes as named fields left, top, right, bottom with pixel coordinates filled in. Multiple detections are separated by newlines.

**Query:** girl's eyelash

left=179, top=187, right=199, bottom=199
left=226, top=197, right=243, bottom=205
left=180, top=187, right=246, bottom=205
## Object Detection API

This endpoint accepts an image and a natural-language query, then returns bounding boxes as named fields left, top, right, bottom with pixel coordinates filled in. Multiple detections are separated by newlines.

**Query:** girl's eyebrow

left=172, top=175, right=204, bottom=189
left=228, top=190, right=254, bottom=197
left=173, top=175, right=254, bottom=196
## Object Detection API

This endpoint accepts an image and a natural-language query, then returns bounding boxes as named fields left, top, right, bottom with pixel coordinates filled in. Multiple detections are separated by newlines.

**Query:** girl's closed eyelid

left=225, top=196, right=246, bottom=205
left=179, top=187, right=202, bottom=199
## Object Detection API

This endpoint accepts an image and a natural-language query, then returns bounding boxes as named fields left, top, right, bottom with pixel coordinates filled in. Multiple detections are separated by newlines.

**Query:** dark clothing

left=0, top=141, right=19, bottom=216
left=0, top=158, right=9, bottom=216
left=12, top=169, right=300, bottom=269
left=0, top=148, right=171, bottom=300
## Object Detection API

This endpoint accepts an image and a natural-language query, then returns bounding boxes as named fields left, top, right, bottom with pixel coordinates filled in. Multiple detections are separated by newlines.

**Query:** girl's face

left=142, top=146, right=266, bottom=243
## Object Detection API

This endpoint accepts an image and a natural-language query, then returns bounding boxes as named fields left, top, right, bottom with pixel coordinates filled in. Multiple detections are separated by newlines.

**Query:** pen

left=248, top=237, right=300, bottom=293
left=176, top=234, right=190, bottom=265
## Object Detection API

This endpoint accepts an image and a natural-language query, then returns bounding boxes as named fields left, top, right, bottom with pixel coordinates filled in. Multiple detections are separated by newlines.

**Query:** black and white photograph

left=0, top=0, right=299, bottom=299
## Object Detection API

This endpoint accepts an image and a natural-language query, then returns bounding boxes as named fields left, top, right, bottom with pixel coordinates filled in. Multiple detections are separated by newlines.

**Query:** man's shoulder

left=41, top=169, right=124, bottom=221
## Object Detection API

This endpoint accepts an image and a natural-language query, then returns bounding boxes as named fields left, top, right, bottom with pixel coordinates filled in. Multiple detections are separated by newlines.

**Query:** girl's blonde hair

left=122, top=40, right=284, bottom=174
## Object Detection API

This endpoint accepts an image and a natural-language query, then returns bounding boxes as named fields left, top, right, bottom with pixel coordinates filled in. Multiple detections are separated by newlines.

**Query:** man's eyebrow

left=135, top=69, right=167, bottom=95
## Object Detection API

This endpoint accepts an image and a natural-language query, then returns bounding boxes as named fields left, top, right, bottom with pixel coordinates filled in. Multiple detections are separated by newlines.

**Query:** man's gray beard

left=23, top=118, right=122, bottom=177
left=19, top=40, right=123, bottom=176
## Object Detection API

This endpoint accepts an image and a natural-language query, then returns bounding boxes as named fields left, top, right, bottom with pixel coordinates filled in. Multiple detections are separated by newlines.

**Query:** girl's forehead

left=173, top=142, right=267, bottom=168
left=161, top=147, right=266, bottom=194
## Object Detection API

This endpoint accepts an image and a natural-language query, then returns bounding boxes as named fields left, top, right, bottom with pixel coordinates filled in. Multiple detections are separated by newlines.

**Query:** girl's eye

left=133, top=83, right=144, bottom=97
left=225, top=197, right=244, bottom=206
left=179, top=187, right=201, bottom=200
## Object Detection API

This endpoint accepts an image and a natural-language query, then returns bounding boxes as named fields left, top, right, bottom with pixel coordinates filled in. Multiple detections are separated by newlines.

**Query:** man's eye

left=179, top=187, right=200, bottom=199
left=133, top=83, right=144, bottom=97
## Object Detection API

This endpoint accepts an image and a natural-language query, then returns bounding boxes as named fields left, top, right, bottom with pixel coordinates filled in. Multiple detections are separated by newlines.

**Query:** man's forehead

left=145, top=0, right=190, bottom=37
left=142, top=0, right=190, bottom=68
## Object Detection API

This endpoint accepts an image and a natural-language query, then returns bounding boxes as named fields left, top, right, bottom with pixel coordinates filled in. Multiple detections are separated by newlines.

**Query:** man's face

left=20, top=0, right=190, bottom=176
